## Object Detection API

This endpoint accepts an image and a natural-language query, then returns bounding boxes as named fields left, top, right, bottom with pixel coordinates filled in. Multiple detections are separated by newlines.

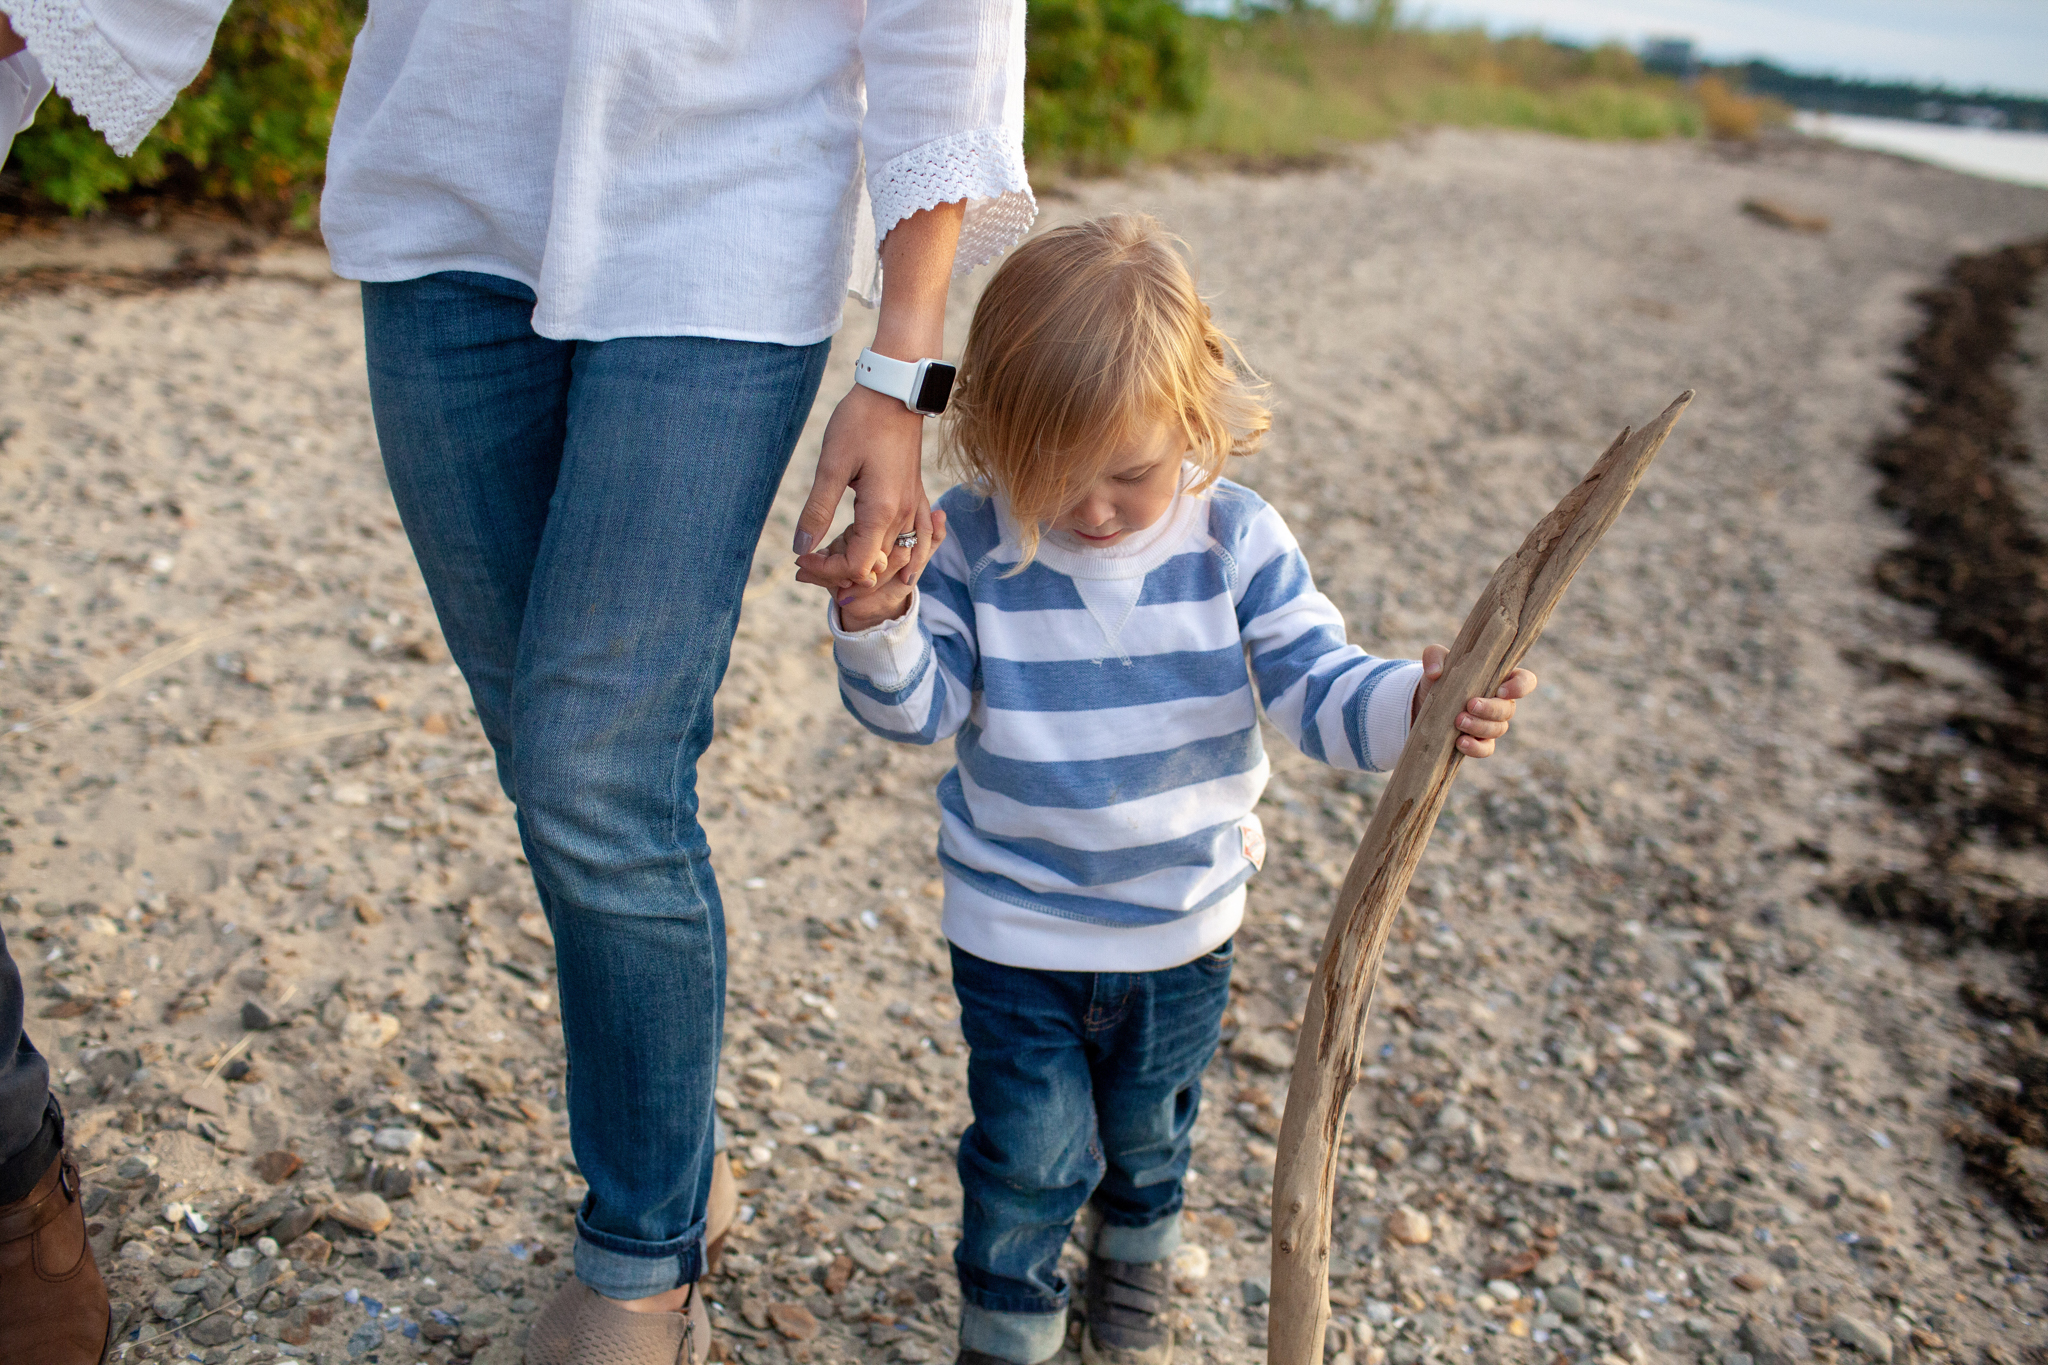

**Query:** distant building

left=1640, top=37, right=1697, bottom=81
left=1953, top=105, right=2010, bottom=129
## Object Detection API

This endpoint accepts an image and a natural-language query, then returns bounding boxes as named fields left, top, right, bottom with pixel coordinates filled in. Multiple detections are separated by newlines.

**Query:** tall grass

left=1121, top=13, right=1710, bottom=171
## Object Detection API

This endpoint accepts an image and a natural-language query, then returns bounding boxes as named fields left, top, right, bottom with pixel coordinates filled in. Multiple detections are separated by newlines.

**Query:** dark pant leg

left=0, top=922, right=58, bottom=1203
left=949, top=947, right=1103, bottom=1364
left=1087, top=940, right=1233, bottom=1261
left=509, top=334, right=829, bottom=1298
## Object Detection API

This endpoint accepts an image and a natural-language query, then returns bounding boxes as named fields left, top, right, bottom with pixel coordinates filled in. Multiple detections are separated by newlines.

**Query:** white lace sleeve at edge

left=0, top=0, right=175, bottom=156
left=858, top=126, right=1037, bottom=306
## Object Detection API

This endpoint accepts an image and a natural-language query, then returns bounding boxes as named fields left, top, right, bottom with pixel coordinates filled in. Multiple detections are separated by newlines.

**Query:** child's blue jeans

left=948, top=940, right=1234, bottom=1365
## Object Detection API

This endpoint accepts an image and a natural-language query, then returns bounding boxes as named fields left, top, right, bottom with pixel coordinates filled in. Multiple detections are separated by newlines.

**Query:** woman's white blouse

left=0, top=0, right=1035, bottom=343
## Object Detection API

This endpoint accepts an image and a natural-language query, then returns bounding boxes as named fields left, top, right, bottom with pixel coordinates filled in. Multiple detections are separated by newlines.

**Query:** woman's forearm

left=871, top=198, right=965, bottom=361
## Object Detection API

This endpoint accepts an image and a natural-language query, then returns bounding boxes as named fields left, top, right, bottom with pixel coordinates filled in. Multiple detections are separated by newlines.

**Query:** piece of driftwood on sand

left=1266, top=391, right=1696, bottom=1365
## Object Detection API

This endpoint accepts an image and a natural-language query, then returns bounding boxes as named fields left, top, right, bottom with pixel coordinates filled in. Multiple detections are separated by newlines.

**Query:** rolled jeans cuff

left=1093, top=1210, right=1181, bottom=1264
left=573, top=1209, right=706, bottom=1299
left=959, top=1303, right=1067, bottom=1365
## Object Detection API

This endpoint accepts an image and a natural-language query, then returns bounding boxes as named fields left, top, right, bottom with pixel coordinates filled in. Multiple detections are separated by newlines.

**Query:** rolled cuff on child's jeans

left=573, top=1209, right=707, bottom=1299
left=960, top=1303, right=1068, bottom=1365
left=1093, top=1208, right=1181, bottom=1264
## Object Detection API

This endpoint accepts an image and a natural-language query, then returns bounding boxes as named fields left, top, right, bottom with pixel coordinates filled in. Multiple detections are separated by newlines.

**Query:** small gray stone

left=1231, top=1030, right=1297, bottom=1073
left=372, top=1162, right=416, bottom=1199
left=232, top=1193, right=294, bottom=1237
left=1828, top=1314, right=1892, bottom=1363
left=372, top=1126, right=422, bottom=1155
left=1547, top=1284, right=1585, bottom=1320
left=1693, top=1198, right=1736, bottom=1232
left=1680, top=1226, right=1744, bottom=1256
left=151, top=1288, right=193, bottom=1320
left=1241, top=1276, right=1271, bottom=1307
left=241, top=999, right=278, bottom=1031
left=269, top=1202, right=324, bottom=1245
left=347, top=1319, right=385, bottom=1357
left=187, top=1313, right=238, bottom=1347
left=1531, top=1255, right=1567, bottom=1287
left=843, top=1231, right=893, bottom=1274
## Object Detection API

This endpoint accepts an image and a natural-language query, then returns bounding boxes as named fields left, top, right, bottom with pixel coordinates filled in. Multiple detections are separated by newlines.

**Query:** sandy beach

left=2, top=127, right=2046, bottom=1365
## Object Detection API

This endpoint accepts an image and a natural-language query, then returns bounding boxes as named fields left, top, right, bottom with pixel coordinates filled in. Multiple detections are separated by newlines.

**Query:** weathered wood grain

left=1267, top=391, right=1694, bottom=1365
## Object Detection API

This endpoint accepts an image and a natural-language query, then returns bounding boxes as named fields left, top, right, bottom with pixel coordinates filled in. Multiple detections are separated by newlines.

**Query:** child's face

left=1050, top=418, right=1187, bottom=547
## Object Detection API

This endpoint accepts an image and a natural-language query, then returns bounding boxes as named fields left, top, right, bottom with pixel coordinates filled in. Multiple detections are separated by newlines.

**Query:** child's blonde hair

left=944, top=213, right=1269, bottom=562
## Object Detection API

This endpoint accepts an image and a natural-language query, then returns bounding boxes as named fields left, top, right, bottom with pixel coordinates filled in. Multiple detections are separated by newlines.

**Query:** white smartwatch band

left=854, top=347, right=956, bottom=416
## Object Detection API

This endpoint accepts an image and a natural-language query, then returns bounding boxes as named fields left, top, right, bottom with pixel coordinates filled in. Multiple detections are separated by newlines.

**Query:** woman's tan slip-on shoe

left=527, top=1150, right=733, bottom=1365
left=526, top=1279, right=709, bottom=1365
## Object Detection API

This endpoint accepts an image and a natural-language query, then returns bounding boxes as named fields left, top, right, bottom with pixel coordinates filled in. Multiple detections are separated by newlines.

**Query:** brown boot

left=0, top=1151, right=111, bottom=1365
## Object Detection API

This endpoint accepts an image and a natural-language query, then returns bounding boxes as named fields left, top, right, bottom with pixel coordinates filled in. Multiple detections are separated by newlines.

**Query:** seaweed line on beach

left=1830, top=235, right=2048, bottom=1230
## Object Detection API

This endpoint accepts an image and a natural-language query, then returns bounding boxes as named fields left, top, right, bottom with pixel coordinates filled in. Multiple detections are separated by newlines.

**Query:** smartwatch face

left=915, top=363, right=957, bottom=415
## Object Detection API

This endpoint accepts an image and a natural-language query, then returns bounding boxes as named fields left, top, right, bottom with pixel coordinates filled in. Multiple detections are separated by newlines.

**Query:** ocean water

left=1795, top=111, right=2048, bottom=190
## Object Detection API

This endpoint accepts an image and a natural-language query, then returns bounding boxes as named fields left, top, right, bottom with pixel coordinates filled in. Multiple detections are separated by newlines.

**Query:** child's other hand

left=798, top=510, right=945, bottom=631
left=1410, top=644, right=1538, bottom=759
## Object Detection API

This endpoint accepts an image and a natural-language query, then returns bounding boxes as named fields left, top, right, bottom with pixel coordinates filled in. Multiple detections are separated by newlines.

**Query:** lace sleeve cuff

left=1, top=0, right=175, bottom=156
left=854, top=125, right=1037, bottom=307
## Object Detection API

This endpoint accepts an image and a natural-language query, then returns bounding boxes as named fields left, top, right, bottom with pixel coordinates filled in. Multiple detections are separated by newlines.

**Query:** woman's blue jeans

left=361, top=272, right=830, bottom=1299
left=949, top=942, right=1233, bottom=1365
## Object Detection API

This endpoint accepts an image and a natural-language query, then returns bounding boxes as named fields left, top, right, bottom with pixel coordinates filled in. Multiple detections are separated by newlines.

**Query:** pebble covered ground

left=2, top=129, right=2048, bottom=1365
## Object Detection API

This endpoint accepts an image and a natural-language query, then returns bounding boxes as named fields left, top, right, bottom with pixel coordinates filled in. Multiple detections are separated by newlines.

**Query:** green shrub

left=8, top=0, right=361, bottom=223
left=1024, top=0, right=1207, bottom=171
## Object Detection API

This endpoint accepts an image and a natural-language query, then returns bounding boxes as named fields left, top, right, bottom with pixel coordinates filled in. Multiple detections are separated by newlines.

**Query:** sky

left=1400, top=0, right=2048, bottom=98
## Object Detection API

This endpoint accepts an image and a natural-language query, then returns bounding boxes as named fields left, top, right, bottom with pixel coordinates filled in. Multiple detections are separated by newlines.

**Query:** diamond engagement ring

left=894, top=532, right=920, bottom=549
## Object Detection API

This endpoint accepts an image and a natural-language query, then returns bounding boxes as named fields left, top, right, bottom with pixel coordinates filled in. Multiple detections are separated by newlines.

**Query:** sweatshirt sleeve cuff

left=1362, top=660, right=1426, bottom=773
left=829, top=589, right=928, bottom=688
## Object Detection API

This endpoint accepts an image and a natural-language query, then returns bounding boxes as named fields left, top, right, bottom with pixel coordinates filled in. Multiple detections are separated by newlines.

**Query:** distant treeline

left=1729, top=61, right=2048, bottom=132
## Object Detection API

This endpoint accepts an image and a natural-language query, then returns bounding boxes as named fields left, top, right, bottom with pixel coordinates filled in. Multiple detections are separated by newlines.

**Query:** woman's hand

left=799, top=510, right=947, bottom=631
left=795, top=386, right=931, bottom=590
left=1411, top=643, right=1538, bottom=759
left=790, top=197, right=964, bottom=593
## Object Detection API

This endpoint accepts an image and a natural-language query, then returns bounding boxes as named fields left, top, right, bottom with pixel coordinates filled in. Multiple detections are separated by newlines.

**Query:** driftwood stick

left=1266, top=391, right=1694, bottom=1365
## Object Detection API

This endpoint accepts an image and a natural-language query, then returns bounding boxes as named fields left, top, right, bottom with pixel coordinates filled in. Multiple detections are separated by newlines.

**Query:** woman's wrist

left=869, top=200, right=964, bottom=362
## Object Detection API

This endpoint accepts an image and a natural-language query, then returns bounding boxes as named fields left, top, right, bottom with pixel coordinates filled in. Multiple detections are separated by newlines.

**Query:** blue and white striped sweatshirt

left=830, top=474, right=1423, bottom=972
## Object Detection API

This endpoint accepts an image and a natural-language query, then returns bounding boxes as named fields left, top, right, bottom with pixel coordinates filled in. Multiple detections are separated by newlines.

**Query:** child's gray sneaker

left=957, top=1350, right=1058, bottom=1365
left=1080, top=1257, right=1174, bottom=1365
